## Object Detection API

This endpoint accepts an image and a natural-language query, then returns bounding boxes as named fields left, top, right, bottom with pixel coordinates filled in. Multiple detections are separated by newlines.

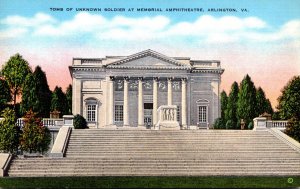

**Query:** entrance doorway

left=144, top=103, right=153, bottom=129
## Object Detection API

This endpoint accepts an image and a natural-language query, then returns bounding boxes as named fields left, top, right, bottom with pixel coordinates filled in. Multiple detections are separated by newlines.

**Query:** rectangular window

left=87, top=104, right=96, bottom=122
left=198, top=106, right=207, bottom=123
left=115, top=105, right=123, bottom=122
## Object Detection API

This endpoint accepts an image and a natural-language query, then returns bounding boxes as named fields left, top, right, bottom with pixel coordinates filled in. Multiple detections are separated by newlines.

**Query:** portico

left=105, top=76, right=187, bottom=127
left=69, top=49, right=224, bottom=129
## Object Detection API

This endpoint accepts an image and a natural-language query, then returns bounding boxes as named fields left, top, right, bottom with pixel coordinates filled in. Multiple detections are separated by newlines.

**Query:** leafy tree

left=73, top=114, right=88, bottom=129
left=285, top=117, right=300, bottom=142
left=0, top=78, right=11, bottom=111
left=33, top=66, right=52, bottom=118
left=51, top=86, right=67, bottom=117
left=19, top=110, right=51, bottom=154
left=225, top=82, right=239, bottom=129
left=221, top=91, right=228, bottom=124
left=277, top=76, right=300, bottom=120
left=65, top=84, right=72, bottom=115
left=237, top=75, right=257, bottom=126
left=20, top=74, right=38, bottom=116
left=0, top=108, right=20, bottom=154
left=256, top=87, right=273, bottom=115
left=213, top=118, right=225, bottom=129
left=1, top=54, right=31, bottom=110
left=220, top=91, right=228, bottom=123
left=265, top=99, right=274, bottom=115
left=277, top=76, right=300, bottom=142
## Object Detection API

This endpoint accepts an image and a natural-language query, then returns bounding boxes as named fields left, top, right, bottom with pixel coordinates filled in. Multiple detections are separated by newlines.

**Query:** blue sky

left=1, top=0, right=299, bottom=26
left=0, top=0, right=299, bottom=108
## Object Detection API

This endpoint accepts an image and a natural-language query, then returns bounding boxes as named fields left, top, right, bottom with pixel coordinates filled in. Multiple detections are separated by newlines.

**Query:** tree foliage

left=73, top=114, right=88, bottom=129
left=66, top=84, right=72, bottom=115
left=33, top=66, right=52, bottom=118
left=19, top=110, right=51, bottom=154
left=237, top=75, right=257, bottom=126
left=213, top=118, right=225, bottom=129
left=285, top=117, right=300, bottom=142
left=51, top=86, right=67, bottom=117
left=277, top=76, right=300, bottom=142
left=0, top=108, right=20, bottom=154
left=20, top=66, right=52, bottom=118
left=277, top=76, right=300, bottom=120
left=225, top=120, right=235, bottom=130
left=220, top=91, right=227, bottom=122
left=225, top=82, right=239, bottom=129
left=1, top=54, right=31, bottom=109
left=0, top=78, right=11, bottom=111
left=256, top=87, right=273, bottom=115
left=20, top=74, right=38, bottom=116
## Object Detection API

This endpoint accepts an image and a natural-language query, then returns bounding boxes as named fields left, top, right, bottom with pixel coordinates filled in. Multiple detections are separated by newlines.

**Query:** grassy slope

left=0, top=176, right=299, bottom=188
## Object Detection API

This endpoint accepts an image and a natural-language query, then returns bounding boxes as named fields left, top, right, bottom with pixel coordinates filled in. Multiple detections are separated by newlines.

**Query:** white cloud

left=0, top=12, right=299, bottom=44
left=1, top=12, right=56, bottom=27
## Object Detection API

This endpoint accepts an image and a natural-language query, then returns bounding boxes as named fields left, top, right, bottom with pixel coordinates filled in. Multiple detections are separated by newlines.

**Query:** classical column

left=138, top=77, right=144, bottom=126
left=108, top=76, right=114, bottom=125
left=181, top=78, right=187, bottom=128
left=123, top=77, right=129, bottom=126
left=167, top=78, right=173, bottom=105
left=152, top=77, right=158, bottom=126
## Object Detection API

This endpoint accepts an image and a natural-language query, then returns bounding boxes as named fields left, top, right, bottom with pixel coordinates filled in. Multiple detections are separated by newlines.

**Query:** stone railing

left=42, top=118, right=64, bottom=127
left=266, top=120, right=288, bottom=129
left=253, top=117, right=288, bottom=130
left=0, top=118, right=65, bottom=129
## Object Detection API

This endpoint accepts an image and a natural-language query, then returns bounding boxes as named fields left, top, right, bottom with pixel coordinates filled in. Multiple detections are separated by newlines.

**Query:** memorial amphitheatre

left=0, top=50, right=299, bottom=188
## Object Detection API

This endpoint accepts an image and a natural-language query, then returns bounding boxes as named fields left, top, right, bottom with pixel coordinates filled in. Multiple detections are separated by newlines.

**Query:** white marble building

left=69, top=49, right=224, bottom=129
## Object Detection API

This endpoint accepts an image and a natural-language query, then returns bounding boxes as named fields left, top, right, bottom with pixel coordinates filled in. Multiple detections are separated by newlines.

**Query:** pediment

left=106, top=49, right=191, bottom=70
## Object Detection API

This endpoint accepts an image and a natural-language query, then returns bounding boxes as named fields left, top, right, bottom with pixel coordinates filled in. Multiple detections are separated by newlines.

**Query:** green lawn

left=0, top=176, right=299, bottom=188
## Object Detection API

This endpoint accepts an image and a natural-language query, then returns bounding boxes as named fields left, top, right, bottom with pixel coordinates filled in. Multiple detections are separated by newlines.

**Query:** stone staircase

left=8, top=130, right=300, bottom=177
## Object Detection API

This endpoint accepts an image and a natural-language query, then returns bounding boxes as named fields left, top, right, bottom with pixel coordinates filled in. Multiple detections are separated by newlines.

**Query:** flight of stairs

left=8, top=129, right=300, bottom=177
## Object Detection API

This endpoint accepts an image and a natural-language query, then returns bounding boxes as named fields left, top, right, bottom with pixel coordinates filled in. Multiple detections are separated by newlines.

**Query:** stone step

left=10, top=163, right=300, bottom=168
left=8, top=129, right=300, bottom=177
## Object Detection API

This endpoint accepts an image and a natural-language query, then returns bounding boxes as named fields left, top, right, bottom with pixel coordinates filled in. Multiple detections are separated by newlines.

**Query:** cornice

left=72, top=67, right=105, bottom=72
left=107, top=65, right=191, bottom=70
left=191, top=68, right=224, bottom=74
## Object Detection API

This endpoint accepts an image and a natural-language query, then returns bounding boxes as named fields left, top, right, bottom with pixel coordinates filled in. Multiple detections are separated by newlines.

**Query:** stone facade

left=69, top=49, right=224, bottom=129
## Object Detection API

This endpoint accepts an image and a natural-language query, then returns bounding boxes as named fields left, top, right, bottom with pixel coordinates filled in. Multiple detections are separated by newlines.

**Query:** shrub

left=213, top=118, right=225, bottom=129
left=285, top=117, right=300, bottom=142
left=0, top=108, right=20, bottom=154
left=225, top=120, right=235, bottom=130
left=19, top=110, right=51, bottom=154
left=248, top=122, right=254, bottom=130
left=73, top=114, right=88, bottom=129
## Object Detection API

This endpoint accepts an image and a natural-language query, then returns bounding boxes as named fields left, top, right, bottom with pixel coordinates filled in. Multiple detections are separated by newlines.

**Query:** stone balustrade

left=253, top=117, right=288, bottom=130
left=267, top=120, right=288, bottom=129
left=0, top=117, right=67, bottom=129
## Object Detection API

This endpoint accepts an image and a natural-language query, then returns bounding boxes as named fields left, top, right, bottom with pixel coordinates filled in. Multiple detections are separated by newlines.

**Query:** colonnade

left=108, top=77, right=187, bottom=127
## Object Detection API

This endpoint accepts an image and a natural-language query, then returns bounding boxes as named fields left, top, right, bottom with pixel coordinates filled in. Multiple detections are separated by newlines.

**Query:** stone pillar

left=138, top=77, right=144, bottom=127
left=167, top=78, right=172, bottom=105
left=123, top=77, right=129, bottom=126
left=181, top=78, right=187, bottom=128
left=108, top=77, right=114, bottom=125
left=72, top=78, right=82, bottom=115
left=153, top=77, right=158, bottom=126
